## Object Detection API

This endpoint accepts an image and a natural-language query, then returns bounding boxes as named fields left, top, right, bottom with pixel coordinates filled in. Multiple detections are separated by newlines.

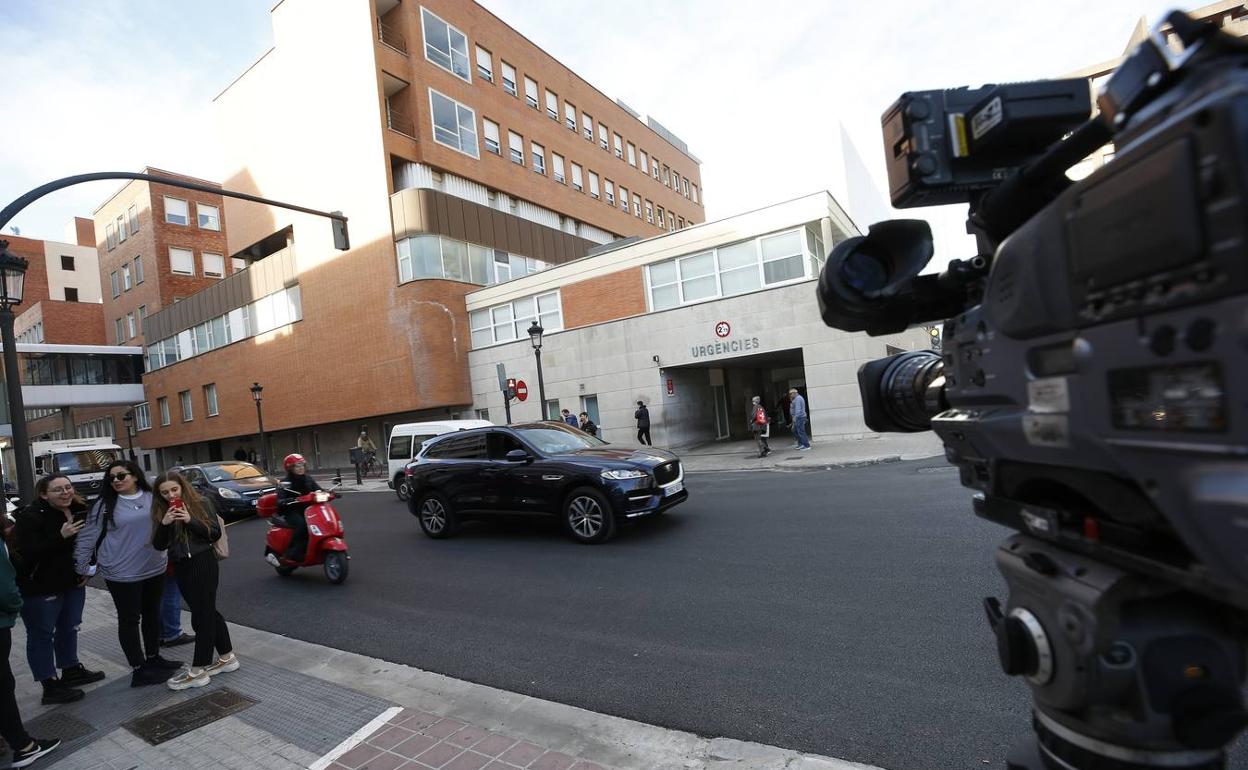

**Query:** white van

left=387, top=420, right=491, bottom=500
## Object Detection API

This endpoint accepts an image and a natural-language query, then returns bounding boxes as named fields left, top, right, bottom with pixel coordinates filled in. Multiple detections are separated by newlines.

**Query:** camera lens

left=840, top=249, right=890, bottom=293
left=878, top=350, right=945, bottom=431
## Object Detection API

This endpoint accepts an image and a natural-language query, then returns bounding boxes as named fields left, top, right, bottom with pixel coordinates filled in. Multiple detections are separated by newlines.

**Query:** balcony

left=387, top=106, right=415, bottom=139
left=378, top=19, right=407, bottom=54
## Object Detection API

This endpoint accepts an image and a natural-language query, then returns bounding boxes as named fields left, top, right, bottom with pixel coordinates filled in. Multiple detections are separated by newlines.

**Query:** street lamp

left=527, top=321, right=548, bottom=421
left=122, top=409, right=136, bottom=460
left=250, top=382, right=267, bottom=472
left=0, top=241, right=32, bottom=503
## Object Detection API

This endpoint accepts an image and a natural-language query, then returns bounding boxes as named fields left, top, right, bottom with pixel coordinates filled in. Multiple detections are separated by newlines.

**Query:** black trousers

left=637, top=427, right=651, bottom=445
left=0, top=628, right=31, bottom=751
left=105, top=573, right=165, bottom=668
left=283, top=513, right=309, bottom=562
left=173, top=551, right=232, bottom=668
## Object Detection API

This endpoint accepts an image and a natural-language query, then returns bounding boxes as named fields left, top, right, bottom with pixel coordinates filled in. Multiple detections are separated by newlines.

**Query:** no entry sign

left=514, top=379, right=529, bottom=401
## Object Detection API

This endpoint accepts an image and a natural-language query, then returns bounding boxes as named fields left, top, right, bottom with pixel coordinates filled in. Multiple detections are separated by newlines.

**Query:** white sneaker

left=204, top=655, right=240, bottom=675
left=167, top=669, right=209, bottom=690
left=265, top=553, right=281, bottom=567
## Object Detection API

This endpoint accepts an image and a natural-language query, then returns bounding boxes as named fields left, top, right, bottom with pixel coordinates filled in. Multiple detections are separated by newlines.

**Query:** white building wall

left=44, top=241, right=103, bottom=303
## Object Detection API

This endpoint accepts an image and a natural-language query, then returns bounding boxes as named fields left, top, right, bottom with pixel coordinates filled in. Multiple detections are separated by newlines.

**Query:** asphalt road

left=214, top=462, right=1248, bottom=770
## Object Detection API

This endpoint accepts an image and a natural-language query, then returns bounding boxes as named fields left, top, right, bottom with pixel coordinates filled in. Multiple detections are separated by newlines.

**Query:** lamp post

left=527, top=321, right=548, bottom=421
left=122, top=408, right=136, bottom=460
left=250, top=382, right=267, bottom=472
left=0, top=241, right=32, bottom=503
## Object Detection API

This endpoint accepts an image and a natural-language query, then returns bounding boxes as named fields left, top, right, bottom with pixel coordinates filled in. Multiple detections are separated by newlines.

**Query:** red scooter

left=257, top=486, right=349, bottom=584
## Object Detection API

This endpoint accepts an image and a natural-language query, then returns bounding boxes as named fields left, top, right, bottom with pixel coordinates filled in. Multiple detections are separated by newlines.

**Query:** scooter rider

left=277, top=454, right=322, bottom=563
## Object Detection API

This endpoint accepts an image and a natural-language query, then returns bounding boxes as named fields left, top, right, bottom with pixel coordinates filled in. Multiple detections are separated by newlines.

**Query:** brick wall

left=16, top=300, right=106, bottom=345
left=560, top=267, right=647, bottom=329
left=1, top=235, right=51, bottom=307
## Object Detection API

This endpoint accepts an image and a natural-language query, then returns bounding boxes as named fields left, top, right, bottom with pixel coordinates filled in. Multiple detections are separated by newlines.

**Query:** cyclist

left=356, top=427, right=378, bottom=473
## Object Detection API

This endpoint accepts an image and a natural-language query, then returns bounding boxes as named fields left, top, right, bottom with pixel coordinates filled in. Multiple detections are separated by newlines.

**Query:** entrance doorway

left=665, top=347, right=807, bottom=447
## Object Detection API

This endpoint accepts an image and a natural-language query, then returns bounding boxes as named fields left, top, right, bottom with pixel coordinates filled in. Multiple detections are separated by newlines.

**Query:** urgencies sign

left=690, top=336, right=762, bottom=359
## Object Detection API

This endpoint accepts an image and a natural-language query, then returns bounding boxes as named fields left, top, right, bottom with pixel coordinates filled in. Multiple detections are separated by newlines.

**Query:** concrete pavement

left=14, top=588, right=883, bottom=770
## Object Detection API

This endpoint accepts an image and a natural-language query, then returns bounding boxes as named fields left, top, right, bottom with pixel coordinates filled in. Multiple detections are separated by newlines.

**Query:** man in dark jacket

left=0, top=539, right=61, bottom=766
left=634, top=401, right=651, bottom=445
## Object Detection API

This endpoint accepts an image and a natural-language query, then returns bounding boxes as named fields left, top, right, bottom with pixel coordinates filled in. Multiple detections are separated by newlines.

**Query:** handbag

left=753, top=407, right=768, bottom=426
left=213, top=515, right=229, bottom=560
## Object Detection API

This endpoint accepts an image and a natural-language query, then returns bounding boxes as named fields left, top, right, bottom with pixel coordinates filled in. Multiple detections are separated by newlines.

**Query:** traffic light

left=331, top=211, right=350, bottom=250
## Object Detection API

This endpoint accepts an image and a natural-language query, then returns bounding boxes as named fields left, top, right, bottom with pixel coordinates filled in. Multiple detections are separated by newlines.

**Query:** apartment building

left=134, top=0, right=705, bottom=468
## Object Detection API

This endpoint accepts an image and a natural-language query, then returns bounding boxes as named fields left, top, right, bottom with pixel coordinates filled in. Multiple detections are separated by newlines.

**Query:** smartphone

left=72, top=511, right=88, bottom=524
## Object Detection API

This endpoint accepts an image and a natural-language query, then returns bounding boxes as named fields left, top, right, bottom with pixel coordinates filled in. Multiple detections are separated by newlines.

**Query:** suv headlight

left=601, top=469, right=647, bottom=480
left=218, top=488, right=242, bottom=499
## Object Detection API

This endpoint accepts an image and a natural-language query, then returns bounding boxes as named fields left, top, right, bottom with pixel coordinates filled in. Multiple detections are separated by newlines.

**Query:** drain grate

left=123, top=687, right=257, bottom=745
left=26, top=711, right=97, bottom=742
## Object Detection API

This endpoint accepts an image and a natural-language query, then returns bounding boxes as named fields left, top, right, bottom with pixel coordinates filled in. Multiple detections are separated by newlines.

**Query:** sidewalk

left=12, top=588, right=884, bottom=770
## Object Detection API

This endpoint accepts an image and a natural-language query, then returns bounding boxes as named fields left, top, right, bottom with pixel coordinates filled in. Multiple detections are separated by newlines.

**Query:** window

left=663, top=164, right=671, bottom=186
left=421, top=8, right=470, bottom=81
left=672, top=171, right=681, bottom=193
left=582, top=113, right=593, bottom=141
left=652, top=158, right=661, bottom=180
left=164, top=197, right=189, bottom=225
left=134, top=256, right=144, bottom=284
left=106, top=224, right=117, bottom=251
left=114, top=318, right=124, bottom=344
left=545, top=89, right=558, bottom=120
left=645, top=227, right=814, bottom=310
left=179, top=390, right=193, bottom=421
left=61, top=255, right=74, bottom=271
left=645, top=200, right=654, bottom=224
left=204, top=384, right=219, bottom=417
left=138, top=305, right=147, bottom=333
left=524, top=76, right=538, bottom=109
left=668, top=212, right=676, bottom=231
left=475, top=45, right=493, bottom=81
left=571, top=163, right=583, bottom=192
left=169, top=247, right=194, bottom=275
left=197, top=203, right=220, bottom=230
left=632, top=193, right=642, bottom=217
left=126, top=313, right=136, bottom=339
left=159, top=397, right=170, bottom=426
left=116, top=214, right=127, bottom=243
left=122, top=264, right=132, bottom=291
left=232, top=257, right=247, bottom=272
left=640, top=151, right=649, bottom=174
left=598, top=124, right=608, bottom=150
left=619, top=185, right=629, bottom=211
left=656, top=206, right=665, bottom=228
left=128, top=204, right=139, bottom=234
left=564, top=102, right=576, bottom=131
left=761, top=230, right=805, bottom=283
left=683, top=177, right=690, bottom=197
left=626, top=143, right=636, bottom=166
left=552, top=153, right=566, bottom=184
left=691, top=183, right=699, bottom=204
left=581, top=395, right=600, bottom=426
left=501, top=62, right=517, bottom=96
left=508, top=131, right=524, bottom=165
left=588, top=171, right=600, bottom=199
left=483, top=118, right=501, bottom=155
left=203, top=252, right=224, bottom=278
left=135, top=403, right=151, bottom=431
left=64, top=287, right=78, bottom=302
left=396, top=234, right=541, bottom=287
left=604, top=180, right=615, bottom=206
left=475, top=408, right=490, bottom=421
left=613, top=133, right=623, bottom=159
left=110, top=271, right=120, bottom=298
left=545, top=400, right=561, bottom=420
left=429, top=89, right=479, bottom=158
left=531, top=142, right=545, bottom=175
left=468, top=291, right=563, bottom=348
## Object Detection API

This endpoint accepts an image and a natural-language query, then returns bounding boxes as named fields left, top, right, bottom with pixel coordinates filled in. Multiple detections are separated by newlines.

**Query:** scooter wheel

left=324, top=552, right=349, bottom=584
left=275, top=565, right=296, bottom=577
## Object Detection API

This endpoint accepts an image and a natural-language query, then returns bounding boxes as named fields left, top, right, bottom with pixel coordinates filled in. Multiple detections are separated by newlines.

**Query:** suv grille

left=654, top=461, right=680, bottom=486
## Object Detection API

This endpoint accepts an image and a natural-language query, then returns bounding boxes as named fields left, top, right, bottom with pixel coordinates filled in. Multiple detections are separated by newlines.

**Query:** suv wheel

left=562, top=487, right=616, bottom=544
left=416, top=493, right=457, bottom=539
left=395, top=474, right=411, bottom=502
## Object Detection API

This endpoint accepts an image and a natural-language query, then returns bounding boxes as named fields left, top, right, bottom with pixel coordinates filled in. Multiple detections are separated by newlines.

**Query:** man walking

left=749, top=396, right=770, bottom=458
left=634, top=401, right=651, bottom=445
left=560, top=409, right=578, bottom=427
left=789, top=388, right=811, bottom=450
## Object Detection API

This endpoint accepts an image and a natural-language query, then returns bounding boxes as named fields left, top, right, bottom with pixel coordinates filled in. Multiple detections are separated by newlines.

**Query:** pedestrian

left=0, top=535, right=61, bottom=767
left=789, top=388, right=811, bottom=450
left=578, top=412, right=598, bottom=437
left=248, top=449, right=258, bottom=466
left=11, top=475, right=106, bottom=705
left=151, top=472, right=238, bottom=690
left=232, top=447, right=247, bottom=462
left=73, top=460, right=181, bottom=687
left=634, top=401, right=651, bottom=445
left=159, top=572, right=194, bottom=648
left=560, top=409, right=578, bottom=427
left=749, top=396, right=771, bottom=458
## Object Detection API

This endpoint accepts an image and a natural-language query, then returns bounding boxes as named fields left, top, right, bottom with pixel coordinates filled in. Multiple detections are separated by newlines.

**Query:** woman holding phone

left=74, top=461, right=181, bottom=687
left=151, top=472, right=237, bottom=690
left=12, top=475, right=106, bottom=704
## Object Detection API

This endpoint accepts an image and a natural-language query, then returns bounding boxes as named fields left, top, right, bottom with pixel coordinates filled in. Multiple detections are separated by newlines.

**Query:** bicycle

left=361, top=450, right=384, bottom=478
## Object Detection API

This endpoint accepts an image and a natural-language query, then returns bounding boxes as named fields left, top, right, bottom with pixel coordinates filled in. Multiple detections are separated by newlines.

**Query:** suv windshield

left=56, top=450, right=119, bottom=475
left=204, top=463, right=264, bottom=482
left=515, top=424, right=606, bottom=455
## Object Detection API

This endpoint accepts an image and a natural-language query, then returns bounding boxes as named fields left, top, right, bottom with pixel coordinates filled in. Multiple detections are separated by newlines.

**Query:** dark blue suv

left=404, top=422, right=687, bottom=544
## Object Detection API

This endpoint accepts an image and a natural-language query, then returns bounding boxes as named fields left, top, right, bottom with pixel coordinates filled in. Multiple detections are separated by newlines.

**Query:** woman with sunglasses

left=73, top=461, right=181, bottom=687
left=151, top=472, right=237, bottom=690
left=11, top=475, right=106, bottom=704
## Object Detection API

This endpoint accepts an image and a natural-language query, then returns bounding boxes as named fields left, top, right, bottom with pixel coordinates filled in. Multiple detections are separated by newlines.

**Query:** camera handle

left=986, top=535, right=1247, bottom=770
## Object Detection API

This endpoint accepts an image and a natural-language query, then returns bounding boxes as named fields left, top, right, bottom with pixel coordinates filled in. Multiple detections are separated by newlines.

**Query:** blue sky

left=1, top=0, right=1179, bottom=258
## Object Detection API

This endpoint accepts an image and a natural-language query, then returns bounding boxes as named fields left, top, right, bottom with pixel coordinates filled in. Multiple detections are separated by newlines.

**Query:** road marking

left=308, top=705, right=403, bottom=770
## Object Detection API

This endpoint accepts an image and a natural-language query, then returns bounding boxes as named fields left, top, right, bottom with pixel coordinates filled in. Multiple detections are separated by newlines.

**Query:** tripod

left=985, top=535, right=1248, bottom=770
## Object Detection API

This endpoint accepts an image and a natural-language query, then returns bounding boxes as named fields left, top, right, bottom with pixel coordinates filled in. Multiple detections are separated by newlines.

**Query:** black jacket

left=634, top=406, right=650, bottom=429
left=278, top=473, right=323, bottom=518
left=12, top=499, right=87, bottom=598
left=152, top=503, right=221, bottom=562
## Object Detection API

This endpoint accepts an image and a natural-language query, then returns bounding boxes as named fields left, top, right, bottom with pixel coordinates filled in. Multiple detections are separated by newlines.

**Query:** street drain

left=124, top=688, right=257, bottom=745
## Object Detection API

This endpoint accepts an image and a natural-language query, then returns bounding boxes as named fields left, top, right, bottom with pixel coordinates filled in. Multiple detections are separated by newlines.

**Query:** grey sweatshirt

left=73, top=491, right=167, bottom=583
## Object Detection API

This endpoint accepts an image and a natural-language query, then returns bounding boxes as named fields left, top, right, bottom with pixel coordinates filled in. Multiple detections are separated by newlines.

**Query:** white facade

left=44, top=240, right=102, bottom=304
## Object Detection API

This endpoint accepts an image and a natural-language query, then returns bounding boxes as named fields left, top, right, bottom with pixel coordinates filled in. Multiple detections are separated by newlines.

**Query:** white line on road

left=308, top=705, right=403, bottom=770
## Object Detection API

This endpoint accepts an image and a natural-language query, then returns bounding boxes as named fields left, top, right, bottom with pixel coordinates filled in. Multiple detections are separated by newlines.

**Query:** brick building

left=137, top=0, right=705, bottom=470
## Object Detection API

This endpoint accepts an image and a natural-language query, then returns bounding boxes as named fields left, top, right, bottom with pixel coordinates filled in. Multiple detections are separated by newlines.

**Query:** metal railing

left=387, top=107, right=416, bottom=139
left=378, top=19, right=407, bottom=54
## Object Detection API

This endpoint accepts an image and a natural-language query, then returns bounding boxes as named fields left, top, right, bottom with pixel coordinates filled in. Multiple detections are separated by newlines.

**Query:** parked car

left=404, top=422, right=687, bottom=544
left=386, top=419, right=492, bottom=501
left=173, top=461, right=281, bottom=519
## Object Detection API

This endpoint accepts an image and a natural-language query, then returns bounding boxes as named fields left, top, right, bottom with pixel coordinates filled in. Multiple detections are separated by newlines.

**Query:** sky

left=1, top=0, right=1182, bottom=261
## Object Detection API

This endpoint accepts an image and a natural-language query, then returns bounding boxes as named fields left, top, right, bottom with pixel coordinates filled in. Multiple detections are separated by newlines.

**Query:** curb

left=685, top=454, right=905, bottom=475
